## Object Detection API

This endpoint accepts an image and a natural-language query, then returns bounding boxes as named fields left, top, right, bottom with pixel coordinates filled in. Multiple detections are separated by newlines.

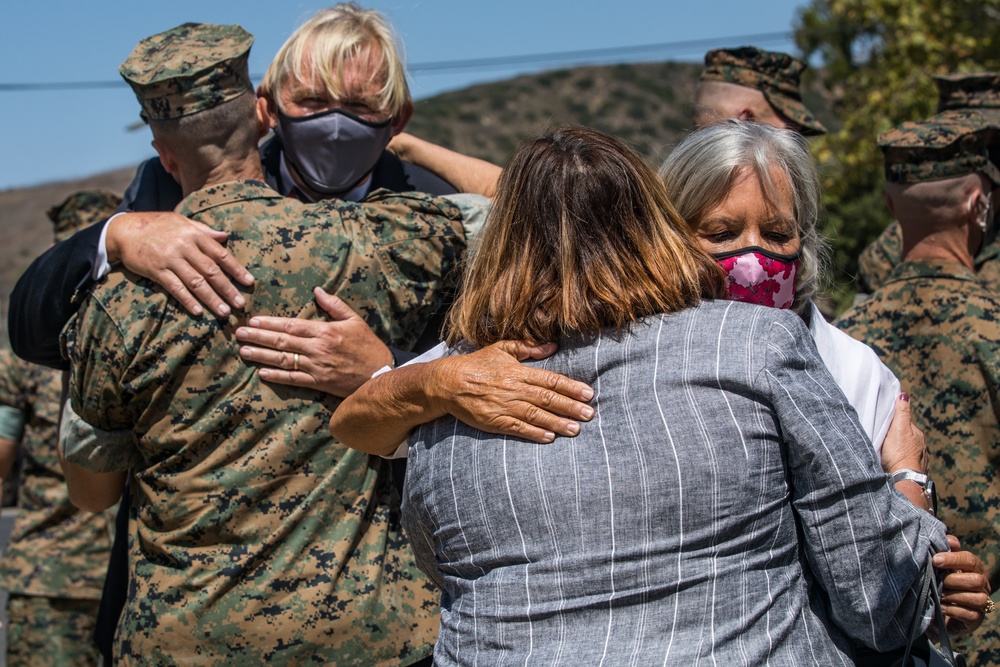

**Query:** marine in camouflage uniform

left=858, top=72, right=1000, bottom=293
left=697, top=46, right=827, bottom=135
left=61, top=23, right=468, bottom=666
left=836, top=112, right=1000, bottom=664
left=0, top=190, right=120, bottom=667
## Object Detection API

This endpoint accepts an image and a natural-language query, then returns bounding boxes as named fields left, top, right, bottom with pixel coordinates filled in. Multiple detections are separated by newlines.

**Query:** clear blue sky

left=0, top=0, right=807, bottom=190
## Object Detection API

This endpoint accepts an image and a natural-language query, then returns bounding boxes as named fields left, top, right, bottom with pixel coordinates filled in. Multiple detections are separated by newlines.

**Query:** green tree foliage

left=794, top=0, right=1000, bottom=308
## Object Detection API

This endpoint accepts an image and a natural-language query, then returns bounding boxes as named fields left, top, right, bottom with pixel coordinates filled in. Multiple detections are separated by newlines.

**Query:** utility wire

left=408, top=30, right=794, bottom=72
left=0, top=29, right=795, bottom=92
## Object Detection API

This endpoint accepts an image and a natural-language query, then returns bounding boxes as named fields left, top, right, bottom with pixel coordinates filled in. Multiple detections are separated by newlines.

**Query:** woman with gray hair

left=661, top=121, right=992, bottom=638
left=660, top=120, right=899, bottom=455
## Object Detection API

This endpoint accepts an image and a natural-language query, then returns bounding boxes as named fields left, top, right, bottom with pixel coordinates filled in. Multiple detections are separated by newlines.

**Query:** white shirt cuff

left=92, top=215, right=122, bottom=280
left=370, top=343, right=450, bottom=460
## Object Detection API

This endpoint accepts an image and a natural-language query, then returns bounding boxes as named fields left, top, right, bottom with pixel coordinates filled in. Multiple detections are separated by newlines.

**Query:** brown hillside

left=0, top=167, right=137, bottom=344
left=0, top=61, right=836, bottom=348
left=408, top=61, right=704, bottom=168
left=409, top=60, right=837, bottom=169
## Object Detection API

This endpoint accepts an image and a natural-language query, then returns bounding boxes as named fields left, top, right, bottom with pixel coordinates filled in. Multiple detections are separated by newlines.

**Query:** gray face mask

left=275, top=107, right=393, bottom=195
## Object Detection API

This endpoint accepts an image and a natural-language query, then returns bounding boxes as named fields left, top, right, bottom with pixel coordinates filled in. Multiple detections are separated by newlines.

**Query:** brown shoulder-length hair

left=446, top=126, right=725, bottom=347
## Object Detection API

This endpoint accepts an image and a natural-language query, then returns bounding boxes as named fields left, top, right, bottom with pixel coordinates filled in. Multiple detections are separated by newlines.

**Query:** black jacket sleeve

left=8, top=158, right=181, bottom=369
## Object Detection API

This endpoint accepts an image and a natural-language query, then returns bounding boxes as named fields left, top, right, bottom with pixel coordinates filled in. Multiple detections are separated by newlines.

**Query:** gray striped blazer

left=403, top=299, right=948, bottom=666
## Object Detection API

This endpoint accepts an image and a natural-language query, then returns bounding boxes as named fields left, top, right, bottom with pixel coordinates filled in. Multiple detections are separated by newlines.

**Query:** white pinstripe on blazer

left=403, top=299, right=947, bottom=666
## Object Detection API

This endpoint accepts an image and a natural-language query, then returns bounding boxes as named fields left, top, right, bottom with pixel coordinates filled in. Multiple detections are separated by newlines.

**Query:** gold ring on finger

left=293, top=353, right=300, bottom=372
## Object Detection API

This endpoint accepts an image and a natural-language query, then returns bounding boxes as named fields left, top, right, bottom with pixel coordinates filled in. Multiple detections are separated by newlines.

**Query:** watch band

left=891, top=469, right=929, bottom=487
left=891, top=469, right=936, bottom=515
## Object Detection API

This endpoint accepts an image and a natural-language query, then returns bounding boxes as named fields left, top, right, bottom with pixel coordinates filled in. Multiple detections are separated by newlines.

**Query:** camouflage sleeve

left=62, top=299, right=138, bottom=470
left=363, top=192, right=469, bottom=278
left=0, top=350, right=26, bottom=442
left=59, top=399, right=142, bottom=472
left=0, top=406, right=25, bottom=443
left=337, top=191, right=469, bottom=346
left=0, top=349, right=28, bottom=414
left=360, top=190, right=468, bottom=245
left=858, top=222, right=902, bottom=294
left=971, top=320, right=1000, bottom=417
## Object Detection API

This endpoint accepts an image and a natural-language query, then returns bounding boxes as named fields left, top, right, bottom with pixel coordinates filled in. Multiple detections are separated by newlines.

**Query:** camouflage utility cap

left=701, top=46, right=826, bottom=136
left=879, top=112, right=1000, bottom=185
left=119, top=22, right=254, bottom=122
left=935, top=72, right=1000, bottom=112
left=47, top=190, right=122, bottom=243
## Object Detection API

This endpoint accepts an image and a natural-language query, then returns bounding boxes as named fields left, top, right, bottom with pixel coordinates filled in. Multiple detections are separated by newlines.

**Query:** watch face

left=927, top=479, right=938, bottom=516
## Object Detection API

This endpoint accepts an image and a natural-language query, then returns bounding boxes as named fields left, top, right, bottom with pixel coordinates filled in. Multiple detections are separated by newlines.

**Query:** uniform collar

left=883, top=257, right=979, bottom=285
left=176, top=180, right=285, bottom=218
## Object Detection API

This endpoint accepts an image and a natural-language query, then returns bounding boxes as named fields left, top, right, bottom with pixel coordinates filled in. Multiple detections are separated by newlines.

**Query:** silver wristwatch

left=891, top=469, right=937, bottom=514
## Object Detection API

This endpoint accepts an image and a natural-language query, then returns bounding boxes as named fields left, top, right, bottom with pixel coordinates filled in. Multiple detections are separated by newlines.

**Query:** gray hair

left=659, top=120, right=827, bottom=316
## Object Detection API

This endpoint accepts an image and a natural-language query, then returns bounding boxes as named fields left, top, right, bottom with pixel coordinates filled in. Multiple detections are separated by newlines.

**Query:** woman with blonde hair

left=330, top=126, right=947, bottom=665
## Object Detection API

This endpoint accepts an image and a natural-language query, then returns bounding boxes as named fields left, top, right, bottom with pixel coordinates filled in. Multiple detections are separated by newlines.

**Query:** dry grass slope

left=0, top=167, right=136, bottom=344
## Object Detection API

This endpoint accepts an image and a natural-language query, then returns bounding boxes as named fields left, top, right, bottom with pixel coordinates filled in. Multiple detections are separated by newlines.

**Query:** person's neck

left=180, top=155, right=267, bottom=196
left=900, top=222, right=975, bottom=271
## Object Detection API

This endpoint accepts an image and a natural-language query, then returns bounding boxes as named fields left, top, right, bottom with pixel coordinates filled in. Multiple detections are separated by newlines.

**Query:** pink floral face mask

left=712, top=246, right=801, bottom=310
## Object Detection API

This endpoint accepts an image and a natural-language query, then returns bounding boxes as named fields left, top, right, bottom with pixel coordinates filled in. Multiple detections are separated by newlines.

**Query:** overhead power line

left=407, top=30, right=794, bottom=72
left=0, top=29, right=795, bottom=93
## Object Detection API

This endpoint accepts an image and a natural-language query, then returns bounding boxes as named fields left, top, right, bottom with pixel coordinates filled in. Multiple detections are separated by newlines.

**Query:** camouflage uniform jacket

left=858, top=221, right=1000, bottom=292
left=836, top=258, right=1000, bottom=662
left=0, top=348, right=113, bottom=599
left=63, top=181, right=467, bottom=666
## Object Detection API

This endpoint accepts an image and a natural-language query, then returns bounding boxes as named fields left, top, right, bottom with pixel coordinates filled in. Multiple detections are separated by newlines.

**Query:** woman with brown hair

left=329, top=126, right=947, bottom=665
left=445, top=127, right=720, bottom=348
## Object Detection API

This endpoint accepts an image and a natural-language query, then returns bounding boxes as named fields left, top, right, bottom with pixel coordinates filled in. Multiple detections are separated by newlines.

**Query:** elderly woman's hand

left=236, top=287, right=393, bottom=398
left=425, top=341, right=595, bottom=444
left=328, top=339, right=596, bottom=455
left=880, top=393, right=928, bottom=475
left=881, top=394, right=932, bottom=511
left=934, top=535, right=992, bottom=637
left=107, top=211, right=255, bottom=318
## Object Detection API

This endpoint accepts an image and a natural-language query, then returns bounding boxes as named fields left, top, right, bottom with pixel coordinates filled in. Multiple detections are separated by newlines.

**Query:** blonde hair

left=446, top=126, right=725, bottom=347
left=260, top=3, right=409, bottom=117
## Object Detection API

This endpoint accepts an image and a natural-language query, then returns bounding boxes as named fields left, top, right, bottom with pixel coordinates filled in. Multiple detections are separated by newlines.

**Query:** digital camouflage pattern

left=700, top=46, right=826, bottom=135
left=0, top=348, right=114, bottom=600
left=5, top=594, right=102, bottom=667
left=858, top=222, right=1000, bottom=293
left=119, top=23, right=254, bottom=122
left=63, top=180, right=468, bottom=665
left=836, top=259, right=1000, bottom=664
left=860, top=74, right=1000, bottom=292
left=879, top=111, right=1000, bottom=185
left=979, top=236, right=1000, bottom=289
left=936, top=72, right=1000, bottom=114
left=0, top=347, right=113, bottom=665
left=47, top=189, right=122, bottom=243
left=857, top=222, right=902, bottom=294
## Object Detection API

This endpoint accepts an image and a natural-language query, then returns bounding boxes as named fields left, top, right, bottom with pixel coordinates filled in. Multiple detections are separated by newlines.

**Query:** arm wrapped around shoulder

left=760, top=308, right=948, bottom=650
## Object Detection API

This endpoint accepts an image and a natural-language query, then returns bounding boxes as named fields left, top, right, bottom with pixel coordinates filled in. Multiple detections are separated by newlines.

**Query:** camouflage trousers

left=6, top=594, right=101, bottom=667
